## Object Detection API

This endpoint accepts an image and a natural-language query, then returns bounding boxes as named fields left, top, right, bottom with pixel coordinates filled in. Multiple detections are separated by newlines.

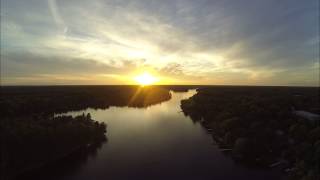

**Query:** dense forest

left=0, top=86, right=172, bottom=116
left=181, top=86, right=320, bottom=180
left=0, top=85, right=173, bottom=179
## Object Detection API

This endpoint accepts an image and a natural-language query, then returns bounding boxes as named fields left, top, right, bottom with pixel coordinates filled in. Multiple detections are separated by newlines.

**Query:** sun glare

left=134, top=72, right=158, bottom=85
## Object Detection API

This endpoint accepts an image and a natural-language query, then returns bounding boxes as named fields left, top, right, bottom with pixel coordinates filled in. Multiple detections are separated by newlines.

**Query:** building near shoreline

left=293, top=110, right=320, bottom=124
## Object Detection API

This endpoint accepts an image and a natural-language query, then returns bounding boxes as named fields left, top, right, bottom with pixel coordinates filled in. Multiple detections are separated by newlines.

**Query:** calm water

left=52, top=90, right=281, bottom=180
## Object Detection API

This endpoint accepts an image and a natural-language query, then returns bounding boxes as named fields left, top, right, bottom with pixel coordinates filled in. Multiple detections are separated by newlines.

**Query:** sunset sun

left=134, top=72, right=158, bottom=85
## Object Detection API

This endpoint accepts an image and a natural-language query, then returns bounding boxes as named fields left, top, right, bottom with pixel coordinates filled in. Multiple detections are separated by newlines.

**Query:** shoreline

left=181, top=86, right=319, bottom=179
left=1, top=114, right=107, bottom=180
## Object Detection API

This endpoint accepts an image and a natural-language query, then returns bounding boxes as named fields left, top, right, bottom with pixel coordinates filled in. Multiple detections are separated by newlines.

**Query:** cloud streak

left=1, top=0, right=319, bottom=85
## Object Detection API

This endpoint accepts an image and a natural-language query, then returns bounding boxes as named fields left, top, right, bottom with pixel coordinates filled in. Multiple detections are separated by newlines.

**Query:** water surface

left=53, top=90, right=281, bottom=180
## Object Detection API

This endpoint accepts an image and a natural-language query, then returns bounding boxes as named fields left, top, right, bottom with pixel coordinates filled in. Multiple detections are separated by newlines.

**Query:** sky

left=1, top=0, right=319, bottom=86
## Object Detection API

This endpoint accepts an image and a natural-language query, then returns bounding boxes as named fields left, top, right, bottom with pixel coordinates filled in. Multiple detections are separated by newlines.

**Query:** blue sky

left=1, top=0, right=319, bottom=85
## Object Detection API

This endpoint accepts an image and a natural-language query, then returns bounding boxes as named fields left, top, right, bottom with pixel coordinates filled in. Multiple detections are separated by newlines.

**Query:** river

left=49, top=90, right=281, bottom=180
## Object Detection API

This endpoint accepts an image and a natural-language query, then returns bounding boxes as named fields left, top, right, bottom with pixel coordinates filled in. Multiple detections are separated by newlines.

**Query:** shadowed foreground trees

left=1, top=113, right=107, bottom=180
left=181, top=86, right=320, bottom=180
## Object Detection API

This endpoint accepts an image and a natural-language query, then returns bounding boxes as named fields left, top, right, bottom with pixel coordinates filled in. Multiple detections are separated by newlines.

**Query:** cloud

left=1, top=52, right=129, bottom=85
left=1, top=0, right=318, bottom=85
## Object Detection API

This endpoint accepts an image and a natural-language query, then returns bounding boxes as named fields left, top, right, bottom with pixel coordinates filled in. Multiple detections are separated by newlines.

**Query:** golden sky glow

left=134, top=72, right=158, bottom=85
left=1, top=0, right=318, bottom=86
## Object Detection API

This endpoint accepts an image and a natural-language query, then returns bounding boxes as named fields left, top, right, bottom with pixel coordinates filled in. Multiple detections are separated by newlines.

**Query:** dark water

left=50, top=90, right=281, bottom=180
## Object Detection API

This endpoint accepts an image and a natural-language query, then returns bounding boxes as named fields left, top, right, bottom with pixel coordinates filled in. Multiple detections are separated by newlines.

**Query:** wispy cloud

left=1, top=0, right=318, bottom=85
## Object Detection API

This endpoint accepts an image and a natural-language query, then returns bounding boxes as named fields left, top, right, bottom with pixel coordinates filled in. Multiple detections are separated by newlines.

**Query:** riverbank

left=0, top=86, right=172, bottom=116
left=181, top=86, right=320, bottom=180
left=1, top=114, right=107, bottom=180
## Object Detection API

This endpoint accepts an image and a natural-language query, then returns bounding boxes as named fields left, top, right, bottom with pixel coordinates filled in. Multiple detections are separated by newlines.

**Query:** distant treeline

left=0, top=86, right=172, bottom=116
left=181, top=86, right=320, bottom=180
